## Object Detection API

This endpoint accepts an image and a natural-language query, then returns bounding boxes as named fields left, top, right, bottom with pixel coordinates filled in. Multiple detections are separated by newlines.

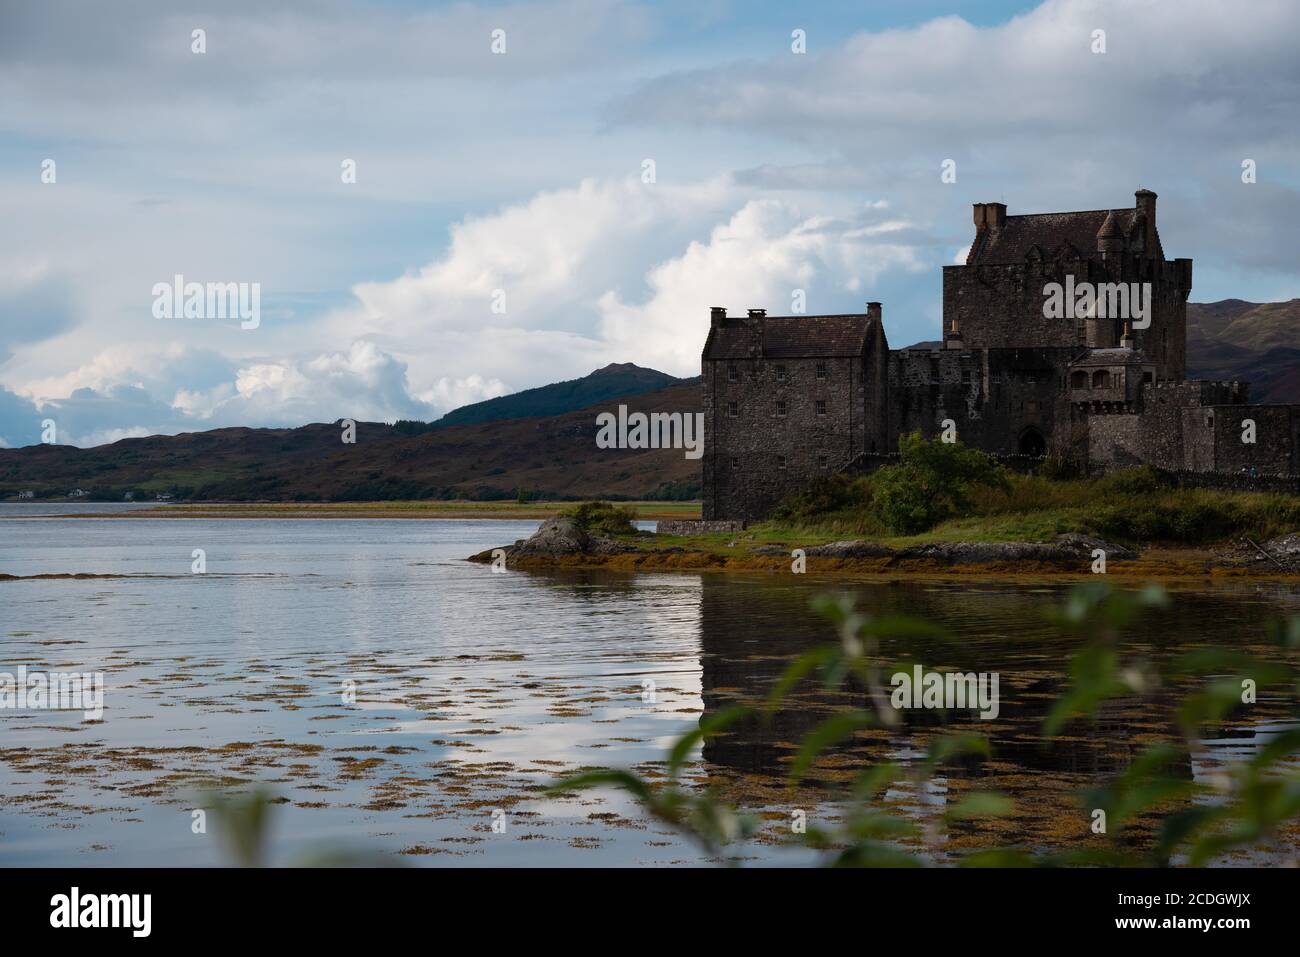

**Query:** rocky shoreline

left=466, top=516, right=1299, bottom=580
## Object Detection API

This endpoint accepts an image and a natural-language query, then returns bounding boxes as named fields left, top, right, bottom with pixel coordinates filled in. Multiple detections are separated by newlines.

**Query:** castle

left=702, top=189, right=1299, bottom=520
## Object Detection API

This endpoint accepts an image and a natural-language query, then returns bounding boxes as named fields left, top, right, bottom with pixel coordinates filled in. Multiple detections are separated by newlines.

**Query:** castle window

left=815, top=400, right=827, bottom=416
left=1091, top=370, right=1109, bottom=389
left=776, top=400, right=788, bottom=417
left=730, top=456, right=740, bottom=470
left=816, top=362, right=827, bottom=380
left=777, top=455, right=787, bottom=470
left=775, top=364, right=788, bottom=382
left=817, top=454, right=828, bottom=469
left=727, top=364, right=738, bottom=383
left=726, top=401, right=738, bottom=417
left=1070, top=370, right=1088, bottom=389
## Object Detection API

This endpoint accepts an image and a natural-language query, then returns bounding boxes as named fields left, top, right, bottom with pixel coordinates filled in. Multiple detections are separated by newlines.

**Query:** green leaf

left=788, top=710, right=874, bottom=784
left=667, top=705, right=752, bottom=779
left=945, top=792, right=1015, bottom=821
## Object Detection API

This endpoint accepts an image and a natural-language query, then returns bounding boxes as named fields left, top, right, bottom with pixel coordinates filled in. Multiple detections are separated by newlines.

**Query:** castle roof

left=967, top=208, right=1157, bottom=265
left=703, top=314, right=875, bottom=359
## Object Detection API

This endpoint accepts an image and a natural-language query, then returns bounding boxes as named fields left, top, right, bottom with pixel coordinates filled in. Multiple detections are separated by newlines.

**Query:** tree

left=872, top=432, right=1008, bottom=534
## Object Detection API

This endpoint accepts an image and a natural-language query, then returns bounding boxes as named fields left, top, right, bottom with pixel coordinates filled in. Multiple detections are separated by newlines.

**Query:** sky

left=2, top=0, right=1298, bottom=447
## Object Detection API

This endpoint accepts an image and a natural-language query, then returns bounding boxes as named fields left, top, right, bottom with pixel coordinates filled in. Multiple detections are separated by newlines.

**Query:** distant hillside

left=435, top=362, right=683, bottom=427
left=1187, top=299, right=1300, bottom=403
left=0, top=378, right=704, bottom=503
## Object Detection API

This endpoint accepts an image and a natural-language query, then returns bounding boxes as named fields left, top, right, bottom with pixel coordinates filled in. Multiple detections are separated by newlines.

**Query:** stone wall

left=942, top=256, right=1191, bottom=381
left=887, top=347, right=1070, bottom=455
left=703, top=353, right=870, bottom=520
left=658, top=519, right=746, bottom=535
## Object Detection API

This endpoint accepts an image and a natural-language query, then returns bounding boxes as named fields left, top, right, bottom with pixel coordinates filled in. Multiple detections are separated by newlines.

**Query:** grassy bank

left=765, top=469, right=1300, bottom=548
left=55, top=500, right=703, bottom=521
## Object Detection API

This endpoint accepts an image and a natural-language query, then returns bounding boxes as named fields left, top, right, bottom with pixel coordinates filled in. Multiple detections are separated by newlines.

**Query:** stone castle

left=701, top=189, right=1299, bottom=520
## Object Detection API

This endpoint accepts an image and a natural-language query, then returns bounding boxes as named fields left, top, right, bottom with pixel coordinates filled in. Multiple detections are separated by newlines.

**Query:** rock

left=804, top=540, right=896, bottom=559
left=1053, top=533, right=1137, bottom=561
left=898, top=535, right=1136, bottom=565
left=1245, top=532, right=1300, bottom=566
left=470, top=515, right=638, bottom=564
left=511, top=516, right=591, bottom=557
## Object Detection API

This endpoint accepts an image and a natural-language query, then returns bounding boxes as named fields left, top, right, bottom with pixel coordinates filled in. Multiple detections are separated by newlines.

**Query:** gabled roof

left=703, top=314, right=875, bottom=359
left=967, top=208, right=1158, bottom=265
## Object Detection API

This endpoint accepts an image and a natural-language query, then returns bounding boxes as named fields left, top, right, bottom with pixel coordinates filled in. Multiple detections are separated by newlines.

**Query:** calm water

left=2, top=510, right=1299, bottom=866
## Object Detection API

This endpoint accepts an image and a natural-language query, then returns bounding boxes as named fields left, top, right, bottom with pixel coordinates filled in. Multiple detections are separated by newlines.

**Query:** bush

left=1097, top=465, right=1168, bottom=497
left=772, top=473, right=873, bottom=522
left=564, top=500, right=638, bottom=537
left=872, top=433, right=1009, bottom=534
left=1037, top=453, right=1084, bottom=481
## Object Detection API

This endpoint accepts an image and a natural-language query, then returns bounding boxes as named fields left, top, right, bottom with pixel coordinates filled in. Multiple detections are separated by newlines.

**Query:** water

left=2, top=513, right=1299, bottom=866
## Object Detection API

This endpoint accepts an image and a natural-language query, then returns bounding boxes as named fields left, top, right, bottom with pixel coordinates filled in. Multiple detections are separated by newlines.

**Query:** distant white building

left=68, top=489, right=88, bottom=499
left=17, top=490, right=34, bottom=500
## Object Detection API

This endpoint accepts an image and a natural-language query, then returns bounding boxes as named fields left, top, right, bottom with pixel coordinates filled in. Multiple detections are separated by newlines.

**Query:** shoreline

left=2, top=501, right=699, bottom=521
left=477, top=548, right=1300, bottom=582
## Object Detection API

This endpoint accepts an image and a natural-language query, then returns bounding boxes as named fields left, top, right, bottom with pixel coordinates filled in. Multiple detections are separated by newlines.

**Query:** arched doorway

left=1018, top=427, right=1046, bottom=457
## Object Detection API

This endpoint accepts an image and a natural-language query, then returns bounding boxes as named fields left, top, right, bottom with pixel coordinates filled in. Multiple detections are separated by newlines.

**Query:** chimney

left=1120, top=322, right=1136, bottom=350
left=1135, top=189, right=1157, bottom=251
left=746, top=308, right=766, bottom=319
left=972, top=203, right=1006, bottom=231
left=944, top=318, right=964, bottom=351
left=710, top=306, right=726, bottom=328
left=866, top=301, right=882, bottom=322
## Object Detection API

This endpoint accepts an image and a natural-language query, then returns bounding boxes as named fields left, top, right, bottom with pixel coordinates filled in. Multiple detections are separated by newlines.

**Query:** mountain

left=434, top=362, right=683, bottom=427
left=1186, top=299, right=1300, bottom=402
left=0, top=375, right=703, bottom=502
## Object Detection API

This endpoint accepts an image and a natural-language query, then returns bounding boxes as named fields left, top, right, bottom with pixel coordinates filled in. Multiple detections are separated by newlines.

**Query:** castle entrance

left=1018, top=427, right=1046, bottom=458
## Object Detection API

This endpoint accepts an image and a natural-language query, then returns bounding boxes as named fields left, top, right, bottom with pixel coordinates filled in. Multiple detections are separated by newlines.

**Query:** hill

left=434, top=362, right=682, bottom=427
left=0, top=377, right=703, bottom=503
left=1187, top=299, right=1300, bottom=402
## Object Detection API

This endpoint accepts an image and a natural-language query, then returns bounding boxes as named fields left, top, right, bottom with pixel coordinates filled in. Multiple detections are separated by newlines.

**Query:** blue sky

left=2, top=0, right=1298, bottom=446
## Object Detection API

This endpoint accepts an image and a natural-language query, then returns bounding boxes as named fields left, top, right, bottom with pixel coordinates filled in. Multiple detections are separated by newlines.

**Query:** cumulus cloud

left=2, top=0, right=1297, bottom=447
left=331, top=175, right=934, bottom=385
left=613, top=0, right=1300, bottom=275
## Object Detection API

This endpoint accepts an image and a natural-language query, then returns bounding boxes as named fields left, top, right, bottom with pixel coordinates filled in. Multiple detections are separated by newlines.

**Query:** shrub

left=1097, top=465, right=1168, bottom=497
left=565, top=500, right=638, bottom=536
left=772, top=473, right=873, bottom=522
left=1037, top=453, right=1084, bottom=481
left=872, top=433, right=1008, bottom=534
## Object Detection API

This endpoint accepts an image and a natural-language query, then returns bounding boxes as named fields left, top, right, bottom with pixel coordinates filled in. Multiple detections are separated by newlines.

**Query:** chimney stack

left=1135, top=189, right=1157, bottom=252
left=746, top=308, right=766, bottom=319
left=1120, top=322, right=1136, bottom=350
left=866, top=301, right=882, bottom=322
left=710, top=306, right=726, bottom=328
left=944, top=318, right=964, bottom=351
left=974, top=202, right=1007, bottom=230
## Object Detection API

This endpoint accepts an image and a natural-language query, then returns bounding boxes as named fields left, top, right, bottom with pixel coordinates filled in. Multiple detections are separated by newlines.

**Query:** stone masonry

left=702, top=189, right=1300, bottom=520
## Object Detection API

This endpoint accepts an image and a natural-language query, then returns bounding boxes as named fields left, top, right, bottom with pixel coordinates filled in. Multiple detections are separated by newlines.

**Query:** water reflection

left=693, top=574, right=1300, bottom=859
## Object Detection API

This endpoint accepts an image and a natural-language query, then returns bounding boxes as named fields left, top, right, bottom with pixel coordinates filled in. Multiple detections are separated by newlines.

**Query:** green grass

left=762, top=470, right=1300, bottom=548
left=652, top=470, right=1300, bottom=552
